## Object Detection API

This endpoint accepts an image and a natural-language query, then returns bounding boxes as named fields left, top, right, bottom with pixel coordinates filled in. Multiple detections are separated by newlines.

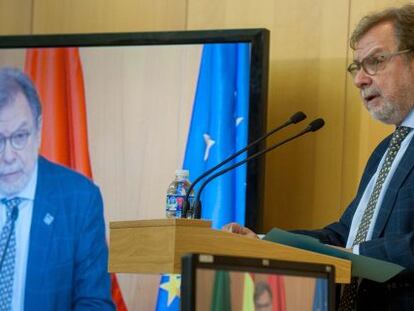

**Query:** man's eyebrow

left=354, top=47, right=384, bottom=62
left=15, top=121, right=30, bottom=130
left=8, top=121, right=31, bottom=134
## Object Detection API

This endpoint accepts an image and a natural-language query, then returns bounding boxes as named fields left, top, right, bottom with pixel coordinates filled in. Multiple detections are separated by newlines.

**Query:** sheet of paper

left=264, top=227, right=404, bottom=282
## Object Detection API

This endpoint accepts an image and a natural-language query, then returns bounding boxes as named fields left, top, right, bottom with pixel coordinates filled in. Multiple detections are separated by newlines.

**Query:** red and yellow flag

left=268, top=275, right=286, bottom=311
left=25, top=47, right=127, bottom=311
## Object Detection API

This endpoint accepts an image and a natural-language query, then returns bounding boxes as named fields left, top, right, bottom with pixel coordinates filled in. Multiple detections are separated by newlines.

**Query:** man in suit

left=224, top=4, right=414, bottom=311
left=0, top=67, right=114, bottom=310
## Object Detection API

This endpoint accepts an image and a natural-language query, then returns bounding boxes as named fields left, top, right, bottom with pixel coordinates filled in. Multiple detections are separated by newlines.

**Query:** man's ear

left=35, top=116, right=43, bottom=144
left=36, top=116, right=42, bottom=130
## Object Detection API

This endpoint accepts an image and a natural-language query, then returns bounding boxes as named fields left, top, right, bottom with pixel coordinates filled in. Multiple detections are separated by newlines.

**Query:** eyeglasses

left=0, top=130, right=32, bottom=153
left=347, top=49, right=412, bottom=77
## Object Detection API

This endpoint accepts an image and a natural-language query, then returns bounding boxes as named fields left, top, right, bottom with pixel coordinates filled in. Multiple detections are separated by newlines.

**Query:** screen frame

left=0, top=28, right=269, bottom=230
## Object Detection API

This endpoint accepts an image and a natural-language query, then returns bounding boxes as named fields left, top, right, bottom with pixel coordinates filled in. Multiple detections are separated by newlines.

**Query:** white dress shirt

left=0, top=164, right=37, bottom=311
left=346, top=110, right=414, bottom=253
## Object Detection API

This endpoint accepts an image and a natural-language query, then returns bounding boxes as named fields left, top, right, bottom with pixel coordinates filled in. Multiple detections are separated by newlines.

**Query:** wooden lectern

left=109, top=218, right=351, bottom=284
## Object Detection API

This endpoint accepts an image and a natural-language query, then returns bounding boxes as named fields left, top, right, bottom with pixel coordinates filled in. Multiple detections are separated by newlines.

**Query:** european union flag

left=155, top=274, right=181, bottom=310
left=183, top=42, right=250, bottom=229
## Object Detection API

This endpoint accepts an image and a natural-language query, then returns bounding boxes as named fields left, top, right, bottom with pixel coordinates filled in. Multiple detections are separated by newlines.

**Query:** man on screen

left=0, top=67, right=114, bottom=310
left=254, top=281, right=273, bottom=311
left=224, top=4, right=414, bottom=311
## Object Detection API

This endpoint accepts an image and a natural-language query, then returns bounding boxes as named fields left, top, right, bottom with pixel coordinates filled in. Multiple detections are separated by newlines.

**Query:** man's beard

left=0, top=163, right=32, bottom=196
left=367, top=99, right=403, bottom=125
left=0, top=177, right=30, bottom=196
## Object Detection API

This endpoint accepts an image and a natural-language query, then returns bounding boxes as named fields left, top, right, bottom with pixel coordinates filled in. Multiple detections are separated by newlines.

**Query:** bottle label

left=176, top=182, right=186, bottom=195
left=166, top=194, right=186, bottom=218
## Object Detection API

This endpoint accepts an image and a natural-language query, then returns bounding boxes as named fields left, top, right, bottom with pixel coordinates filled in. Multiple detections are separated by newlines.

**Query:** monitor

left=181, top=253, right=335, bottom=311
left=0, top=29, right=269, bottom=231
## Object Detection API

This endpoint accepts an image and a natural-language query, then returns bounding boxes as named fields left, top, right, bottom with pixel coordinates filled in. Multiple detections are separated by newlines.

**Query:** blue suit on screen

left=23, top=156, right=114, bottom=311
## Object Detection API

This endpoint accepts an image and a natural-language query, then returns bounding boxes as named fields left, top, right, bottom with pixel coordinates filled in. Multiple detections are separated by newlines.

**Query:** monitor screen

left=182, top=254, right=335, bottom=311
left=0, top=29, right=269, bottom=231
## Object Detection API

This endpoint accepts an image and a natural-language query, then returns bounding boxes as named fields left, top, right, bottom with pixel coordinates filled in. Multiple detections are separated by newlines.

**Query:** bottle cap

left=175, top=169, right=189, bottom=178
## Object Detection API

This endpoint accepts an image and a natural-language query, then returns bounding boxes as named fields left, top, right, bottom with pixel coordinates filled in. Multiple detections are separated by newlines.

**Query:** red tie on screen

left=24, top=48, right=127, bottom=311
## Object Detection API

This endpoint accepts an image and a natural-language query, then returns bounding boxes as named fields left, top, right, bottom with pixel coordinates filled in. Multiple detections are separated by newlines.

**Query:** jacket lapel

left=372, top=138, right=414, bottom=238
left=24, top=157, right=58, bottom=302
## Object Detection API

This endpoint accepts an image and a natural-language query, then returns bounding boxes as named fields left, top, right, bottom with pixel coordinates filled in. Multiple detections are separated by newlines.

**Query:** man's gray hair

left=0, top=67, right=42, bottom=126
left=350, top=4, right=414, bottom=52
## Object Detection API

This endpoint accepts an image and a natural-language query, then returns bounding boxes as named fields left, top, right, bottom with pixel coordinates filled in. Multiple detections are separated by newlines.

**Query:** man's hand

left=222, top=222, right=259, bottom=239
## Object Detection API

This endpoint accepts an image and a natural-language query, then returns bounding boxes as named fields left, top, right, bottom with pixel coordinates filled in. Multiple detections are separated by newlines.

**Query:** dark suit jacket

left=296, top=133, right=414, bottom=309
left=23, top=157, right=114, bottom=310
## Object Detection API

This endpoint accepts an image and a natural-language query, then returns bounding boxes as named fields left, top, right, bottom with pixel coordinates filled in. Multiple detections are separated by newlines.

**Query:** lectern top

left=109, top=218, right=212, bottom=229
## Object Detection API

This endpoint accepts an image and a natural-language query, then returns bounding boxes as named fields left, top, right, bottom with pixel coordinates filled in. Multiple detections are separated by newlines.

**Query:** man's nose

left=353, top=68, right=373, bottom=89
left=2, top=140, right=16, bottom=163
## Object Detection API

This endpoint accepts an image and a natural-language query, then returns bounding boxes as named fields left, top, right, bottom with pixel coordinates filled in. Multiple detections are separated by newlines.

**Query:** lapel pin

left=43, top=213, right=54, bottom=225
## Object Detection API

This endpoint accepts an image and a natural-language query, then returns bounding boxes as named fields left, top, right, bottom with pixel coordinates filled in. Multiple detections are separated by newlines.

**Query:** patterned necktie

left=0, top=197, right=21, bottom=311
left=339, top=126, right=411, bottom=311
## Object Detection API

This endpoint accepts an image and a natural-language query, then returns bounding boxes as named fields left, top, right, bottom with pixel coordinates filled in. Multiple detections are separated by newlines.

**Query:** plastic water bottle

left=166, top=169, right=194, bottom=218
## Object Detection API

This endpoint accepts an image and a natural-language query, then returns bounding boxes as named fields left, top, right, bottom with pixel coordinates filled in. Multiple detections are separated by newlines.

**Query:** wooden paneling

left=188, top=0, right=275, bottom=29
left=31, top=0, right=187, bottom=33
left=0, top=0, right=32, bottom=34
left=265, top=1, right=349, bottom=230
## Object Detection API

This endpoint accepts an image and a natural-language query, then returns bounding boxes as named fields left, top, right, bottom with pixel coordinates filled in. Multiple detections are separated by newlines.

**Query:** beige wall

left=1, top=0, right=412, bottom=309
left=81, top=46, right=201, bottom=308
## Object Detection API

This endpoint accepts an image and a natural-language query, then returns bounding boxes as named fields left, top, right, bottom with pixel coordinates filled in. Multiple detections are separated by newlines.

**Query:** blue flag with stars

left=155, top=274, right=181, bottom=310
left=183, top=42, right=250, bottom=229
left=155, top=42, right=250, bottom=310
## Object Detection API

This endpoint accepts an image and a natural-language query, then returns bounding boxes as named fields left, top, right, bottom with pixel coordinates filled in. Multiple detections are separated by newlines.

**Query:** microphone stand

left=193, top=119, right=325, bottom=219
left=182, top=111, right=307, bottom=218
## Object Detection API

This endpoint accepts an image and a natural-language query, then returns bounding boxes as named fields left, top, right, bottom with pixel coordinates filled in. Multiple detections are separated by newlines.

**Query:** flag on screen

left=312, top=278, right=328, bottom=311
left=210, top=271, right=232, bottom=311
left=183, top=42, right=250, bottom=229
left=268, top=275, right=286, bottom=311
left=242, top=273, right=255, bottom=311
left=24, top=47, right=128, bottom=311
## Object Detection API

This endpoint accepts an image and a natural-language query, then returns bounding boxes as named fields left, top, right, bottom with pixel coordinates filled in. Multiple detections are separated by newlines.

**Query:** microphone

left=181, top=111, right=307, bottom=218
left=192, top=118, right=325, bottom=219
left=0, top=206, right=19, bottom=272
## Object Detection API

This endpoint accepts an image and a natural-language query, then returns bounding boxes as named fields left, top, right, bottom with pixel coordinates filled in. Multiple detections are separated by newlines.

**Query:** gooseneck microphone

left=0, top=206, right=19, bottom=272
left=181, top=111, right=307, bottom=218
left=192, top=118, right=325, bottom=219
